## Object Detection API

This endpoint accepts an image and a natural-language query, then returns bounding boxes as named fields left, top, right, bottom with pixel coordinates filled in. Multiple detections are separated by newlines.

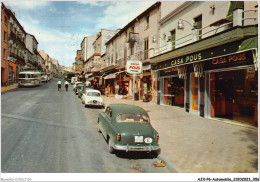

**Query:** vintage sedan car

left=98, top=104, right=160, bottom=156
left=74, top=83, right=85, bottom=95
left=73, top=81, right=83, bottom=91
left=81, top=89, right=104, bottom=108
left=78, top=86, right=93, bottom=98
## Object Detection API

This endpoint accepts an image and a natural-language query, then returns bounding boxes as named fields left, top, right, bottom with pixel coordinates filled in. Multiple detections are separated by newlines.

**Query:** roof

left=87, top=89, right=101, bottom=93
left=108, top=104, right=148, bottom=117
left=106, top=1, right=161, bottom=45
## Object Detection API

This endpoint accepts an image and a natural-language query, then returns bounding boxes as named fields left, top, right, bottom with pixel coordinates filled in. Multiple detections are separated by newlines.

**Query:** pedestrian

left=57, top=80, right=62, bottom=92
left=64, top=80, right=69, bottom=91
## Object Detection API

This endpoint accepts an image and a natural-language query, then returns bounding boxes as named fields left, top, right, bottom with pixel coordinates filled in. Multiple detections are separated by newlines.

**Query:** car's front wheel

left=108, top=138, right=115, bottom=154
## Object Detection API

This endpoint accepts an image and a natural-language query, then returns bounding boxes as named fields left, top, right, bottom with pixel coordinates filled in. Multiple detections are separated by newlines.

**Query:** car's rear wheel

left=108, top=138, right=115, bottom=154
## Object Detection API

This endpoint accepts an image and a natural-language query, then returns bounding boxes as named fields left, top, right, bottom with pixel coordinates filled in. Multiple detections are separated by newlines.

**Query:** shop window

left=163, top=77, right=184, bottom=107
left=191, top=74, right=199, bottom=110
left=210, top=69, right=258, bottom=126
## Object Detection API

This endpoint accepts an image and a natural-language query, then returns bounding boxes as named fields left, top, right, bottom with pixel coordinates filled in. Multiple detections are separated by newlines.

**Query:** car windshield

left=116, top=113, right=149, bottom=123
left=87, top=92, right=100, bottom=97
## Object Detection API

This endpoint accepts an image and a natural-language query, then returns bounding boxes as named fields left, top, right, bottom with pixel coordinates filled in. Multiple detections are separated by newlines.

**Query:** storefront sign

left=127, top=60, right=142, bottom=74
left=205, top=50, right=254, bottom=70
left=211, top=52, right=246, bottom=65
left=151, top=36, right=257, bottom=71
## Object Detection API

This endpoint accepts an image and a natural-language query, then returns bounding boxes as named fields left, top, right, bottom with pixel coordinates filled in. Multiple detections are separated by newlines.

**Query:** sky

left=4, top=0, right=155, bottom=67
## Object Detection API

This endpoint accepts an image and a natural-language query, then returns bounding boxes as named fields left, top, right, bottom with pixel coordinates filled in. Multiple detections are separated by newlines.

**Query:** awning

left=85, top=73, right=93, bottom=78
left=104, top=73, right=116, bottom=80
left=87, top=77, right=95, bottom=81
left=142, top=64, right=151, bottom=71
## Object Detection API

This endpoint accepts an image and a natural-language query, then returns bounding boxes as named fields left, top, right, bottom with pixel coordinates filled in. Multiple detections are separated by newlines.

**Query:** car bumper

left=113, top=144, right=161, bottom=152
left=85, top=103, right=104, bottom=107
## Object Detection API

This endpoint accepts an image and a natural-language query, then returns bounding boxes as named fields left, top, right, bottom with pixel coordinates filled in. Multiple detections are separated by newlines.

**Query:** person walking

left=57, top=80, right=62, bottom=92
left=64, top=81, right=69, bottom=91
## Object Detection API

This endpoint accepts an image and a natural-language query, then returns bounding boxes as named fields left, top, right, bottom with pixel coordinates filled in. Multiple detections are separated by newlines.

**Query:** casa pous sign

left=126, top=60, right=142, bottom=74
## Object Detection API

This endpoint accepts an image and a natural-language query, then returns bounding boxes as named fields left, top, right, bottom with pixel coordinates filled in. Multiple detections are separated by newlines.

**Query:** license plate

left=135, top=136, right=143, bottom=143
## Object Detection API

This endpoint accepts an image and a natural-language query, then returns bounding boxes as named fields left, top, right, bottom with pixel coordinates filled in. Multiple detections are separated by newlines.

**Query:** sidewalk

left=102, top=96, right=258, bottom=173
left=1, top=84, right=18, bottom=93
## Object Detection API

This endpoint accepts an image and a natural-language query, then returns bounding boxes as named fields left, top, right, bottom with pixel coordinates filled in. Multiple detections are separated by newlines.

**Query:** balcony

left=9, top=31, right=26, bottom=47
left=151, top=7, right=258, bottom=58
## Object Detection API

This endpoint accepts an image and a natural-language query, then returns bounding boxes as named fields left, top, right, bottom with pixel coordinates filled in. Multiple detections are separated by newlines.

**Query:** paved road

left=1, top=78, right=172, bottom=173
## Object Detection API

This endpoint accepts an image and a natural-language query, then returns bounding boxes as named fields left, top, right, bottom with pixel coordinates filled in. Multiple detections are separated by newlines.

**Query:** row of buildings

left=77, top=1, right=258, bottom=127
left=1, top=3, right=60, bottom=86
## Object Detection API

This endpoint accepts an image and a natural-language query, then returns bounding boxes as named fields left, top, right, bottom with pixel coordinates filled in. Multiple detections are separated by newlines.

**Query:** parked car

left=78, top=86, right=93, bottom=98
left=97, top=104, right=160, bottom=156
left=74, top=83, right=85, bottom=95
left=81, top=89, right=104, bottom=108
left=71, top=77, right=78, bottom=84
left=73, top=81, right=83, bottom=91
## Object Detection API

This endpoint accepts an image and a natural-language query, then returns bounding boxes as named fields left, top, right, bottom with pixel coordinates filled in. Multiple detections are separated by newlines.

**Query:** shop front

left=151, top=32, right=258, bottom=127
left=104, top=73, right=116, bottom=97
left=159, top=67, right=185, bottom=107
left=204, top=50, right=258, bottom=126
left=117, top=71, right=129, bottom=96
left=140, top=64, right=152, bottom=102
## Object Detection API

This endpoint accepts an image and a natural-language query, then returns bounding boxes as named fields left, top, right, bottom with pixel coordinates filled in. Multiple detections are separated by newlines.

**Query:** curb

left=1, top=84, right=18, bottom=93
left=157, top=153, right=183, bottom=173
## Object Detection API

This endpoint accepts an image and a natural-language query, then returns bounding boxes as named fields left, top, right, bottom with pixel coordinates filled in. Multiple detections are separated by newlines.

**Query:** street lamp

left=177, top=19, right=198, bottom=30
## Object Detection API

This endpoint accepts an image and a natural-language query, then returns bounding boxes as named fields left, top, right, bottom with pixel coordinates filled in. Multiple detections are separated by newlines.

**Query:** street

left=1, top=78, right=172, bottom=173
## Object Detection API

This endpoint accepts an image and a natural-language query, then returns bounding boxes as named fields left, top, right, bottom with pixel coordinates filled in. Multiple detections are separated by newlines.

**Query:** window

left=3, top=48, right=6, bottom=58
left=106, top=107, right=112, bottom=118
left=146, top=15, right=149, bottom=29
left=4, top=31, right=7, bottom=42
left=194, top=15, right=202, bottom=40
left=116, top=113, right=149, bottom=123
left=4, top=16, right=7, bottom=24
left=87, top=92, right=100, bottom=97
left=170, top=30, right=176, bottom=50
left=130, top=43, right=134, bottom=55
left=144, top=38, right=149, bottom=60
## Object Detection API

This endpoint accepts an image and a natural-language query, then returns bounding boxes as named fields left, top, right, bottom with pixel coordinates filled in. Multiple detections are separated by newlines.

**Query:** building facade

left=1, top=3, right=9, bottom=86
left=6, top=6, right=27, bottom=84
left=81, top=35, right=96, bottom=73
left=103, top=1, right=162, bottom=100
left=150, top=1, right=258, bottom=126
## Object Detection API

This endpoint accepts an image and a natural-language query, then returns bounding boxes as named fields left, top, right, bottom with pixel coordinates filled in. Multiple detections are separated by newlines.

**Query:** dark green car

left=98, top=104, right=161, bottom=156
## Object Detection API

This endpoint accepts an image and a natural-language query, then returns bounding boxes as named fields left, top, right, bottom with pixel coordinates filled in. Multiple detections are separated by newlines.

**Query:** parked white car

left=81, top=89, right=104, bottom=108
left=73, top=81, right=83, bottom=90
left=71, top=77, right=78, bottom=84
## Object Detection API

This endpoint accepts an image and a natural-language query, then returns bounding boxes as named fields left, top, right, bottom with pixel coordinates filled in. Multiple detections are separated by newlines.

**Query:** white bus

left=18, top=71, right=42, bottom=87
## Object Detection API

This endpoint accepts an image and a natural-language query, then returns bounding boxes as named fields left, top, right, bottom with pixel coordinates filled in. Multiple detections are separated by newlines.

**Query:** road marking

left=1, top=113, right=90, bottom=132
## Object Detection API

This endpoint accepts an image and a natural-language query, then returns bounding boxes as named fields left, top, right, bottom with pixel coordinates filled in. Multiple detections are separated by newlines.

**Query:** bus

left=18, top=70, right=42, bottom=87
